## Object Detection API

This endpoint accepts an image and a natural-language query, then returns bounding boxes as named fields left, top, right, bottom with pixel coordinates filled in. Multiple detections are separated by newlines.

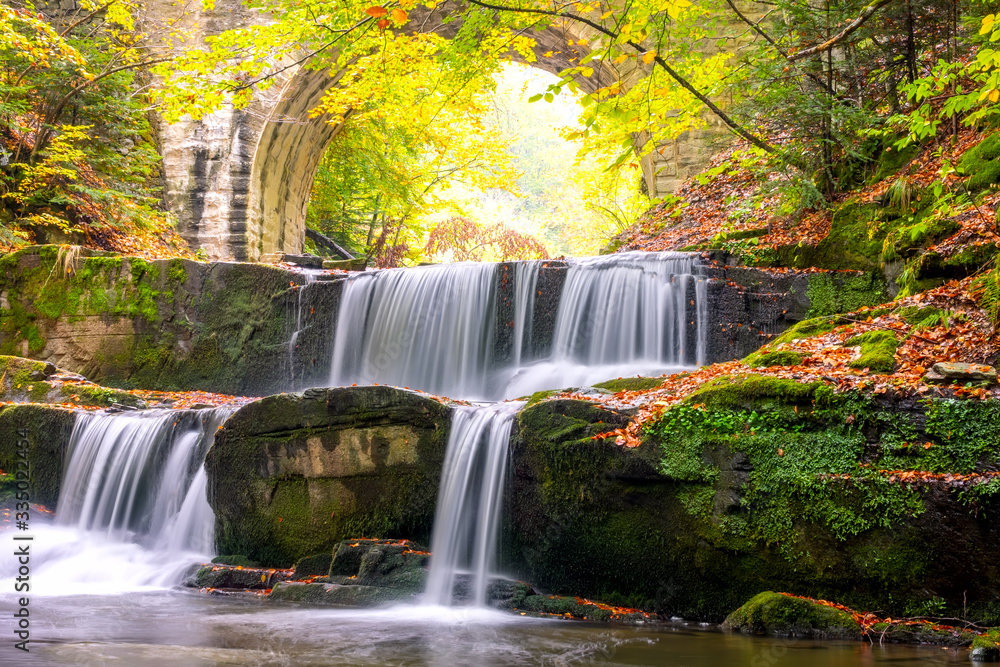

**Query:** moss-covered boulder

left=972, top=628, right=1000, bottom=662
left=844, top=330, right=899, bottom=373
left=206, top=386, right=451, bottom=567
left=0, top=245, right=342, bottom=395
left=505, top=387, right=1000, bottom=622
left=723, top=592, right=861, bottom=639
left=592, top=377, right=664, bottom=392
left=0, top=404, right=76, bottom=507
left=189, top=564, right=290, bottom=590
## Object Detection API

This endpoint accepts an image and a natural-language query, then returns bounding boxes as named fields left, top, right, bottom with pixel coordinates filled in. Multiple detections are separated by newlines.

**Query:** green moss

left=592, top=377, right=664, bottom=392
left=211, top=555, right=258, bottom=567
left=772, top=315, right=847, bottom=345
left=724, top=591, right=861, bottom=638
left=0, top=404, right=76, bottom=507
left=524, top=389, right=557, bottom=407
left=870, top=143, right=922, bottom=184
left=843, top=330, right=899, bottom=374
left=743, top=349, right=803, bottom=368
left=971, top=628, right=1000, bottom=661
left=959, top=133, right=1000, bottom=191
left=167, top=258, right=188, bottom=284
left=805, top=272, right=888, bottom=319
left=686, top=373, right=831, bottom=410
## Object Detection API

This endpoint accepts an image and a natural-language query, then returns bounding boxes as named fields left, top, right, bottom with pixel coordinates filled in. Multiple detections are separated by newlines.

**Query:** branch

left=462, top=0, right=800, bottom=166
left=787, top=0, right=897, bottom=62
left=721, top=0, right=840, bottom=99
left=30, top=57, right=173, bottom=161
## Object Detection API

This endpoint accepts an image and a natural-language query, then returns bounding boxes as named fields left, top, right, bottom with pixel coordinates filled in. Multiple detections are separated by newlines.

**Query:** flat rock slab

left=924, top=362, right=998, bottom=384
left=269, top=581, right=419, bottom=606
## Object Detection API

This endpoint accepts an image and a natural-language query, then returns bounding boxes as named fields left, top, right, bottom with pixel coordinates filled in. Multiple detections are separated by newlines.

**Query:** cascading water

left=330, top=262, right=501, bottom=398
left=423, top=402, right=522, bottom=607
left=19, top=408, right=231, bottom=595
left=288, top=271, right=317, bottom=384
left=550, top=252, right=705, bottom=366
left=328, top=251, right=707, bottom=401
left=325, top=252, right=709, bottom=605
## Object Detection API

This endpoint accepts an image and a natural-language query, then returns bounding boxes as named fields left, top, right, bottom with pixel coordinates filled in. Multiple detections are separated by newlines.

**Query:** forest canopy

left=3, top=0, right=1000, bottom=263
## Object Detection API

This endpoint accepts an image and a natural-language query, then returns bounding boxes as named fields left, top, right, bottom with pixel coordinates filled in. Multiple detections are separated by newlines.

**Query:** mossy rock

left=686, top=373, right=831, bottom=410
left=843, top=330, right=898, bottom=374
left=0, top=404, right=76, bottom=507
left=743, top=349, right=803, bottom=368
left=870, top=142, right=922, bottom=184
left=211, top=555, right=258, bottom=567
left=889, top=217, right=961, bottom=258
left=775, top=201, right=886, bottom=271
left=206, top=386, right=451, bottom=567
left=592, top=377, right=664, bottom=392
left=190, top=564, right=286, bottom=590
left=268, top=581, right=419, bottom=606
left=723, top=592, right=862, bottom=639
left=804, top=272, right=888, bottom=319
left=972, top=628, right=1000, bottom=662
left=294, top=552, right=334, bottom=578
left=0, top=245, right=338, bottom=396
left=959, top=133, right=1000, bottom=191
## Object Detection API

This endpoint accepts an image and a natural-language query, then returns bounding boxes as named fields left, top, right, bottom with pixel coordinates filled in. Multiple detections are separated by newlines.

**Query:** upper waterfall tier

left=328, top=251, right=707, bottom=400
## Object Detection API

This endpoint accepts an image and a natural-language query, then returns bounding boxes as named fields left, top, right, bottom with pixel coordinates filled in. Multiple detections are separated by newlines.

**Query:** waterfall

left=330, top=262, right=500, bottom=398
left=288, top=271, right=317, bottom=384
left=20, top=408, right=231, bottom=595
left=551, top=251, right=706, bottom=367
left=511, top=259, right=542, bottom=367
left=424, top=403, right=521, bottom=606
left=328, top=252, right=708, bottom=400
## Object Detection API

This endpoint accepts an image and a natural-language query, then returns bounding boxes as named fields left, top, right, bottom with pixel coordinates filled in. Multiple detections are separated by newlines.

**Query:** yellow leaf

left=365, top=6, right=388, bottom=17
left=642, top=50, right=656, bottom=64
left=582, top=67, right=593, bottom=77
left=577, top=38, right=588, bottom=46
left=613, top=54, right=628, bottom=65
left=600, top=10, right=614, bottom=19
left=990, top=88, right=1000, bottom=103
left=392, top=8, right=408, bottom=23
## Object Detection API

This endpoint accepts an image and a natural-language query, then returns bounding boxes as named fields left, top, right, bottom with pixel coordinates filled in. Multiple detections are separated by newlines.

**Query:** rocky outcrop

left=0, top=403, right=76, bottom=507
left=206, top=386, right=451, bottom=566
left=0, top=246, right=340, bottom=395
left=701, top=257, right=889, bottom=361
left=505, top=389, right=1000, bottom=622
left=723, top=592, right=862, bottom=639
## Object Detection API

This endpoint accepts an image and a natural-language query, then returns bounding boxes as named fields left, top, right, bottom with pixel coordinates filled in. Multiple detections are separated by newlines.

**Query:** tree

left=424, top=216, right=549, bottom=262
left=1, top=0, right=181, bottom=251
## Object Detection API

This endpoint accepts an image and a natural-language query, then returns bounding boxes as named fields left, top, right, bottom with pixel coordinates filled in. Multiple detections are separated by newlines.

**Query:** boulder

left=0, top=404, right=76, bottom=507
left=0, top=246, right=343, bottom=395
left=206, top=386, right=451, bottom=566
left=972, top=629, right=1000, bottom=662
left=188, top=564, right=291, bottom=590
left=723, top=592, right=861, bottom=639
left=924, top=362, right=998, bottom=385
left=505, top=390, right=1000, bottom=622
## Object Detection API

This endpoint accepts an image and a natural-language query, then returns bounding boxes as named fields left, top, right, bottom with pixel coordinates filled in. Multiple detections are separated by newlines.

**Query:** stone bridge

left=158, top=1, right=729, bottom=260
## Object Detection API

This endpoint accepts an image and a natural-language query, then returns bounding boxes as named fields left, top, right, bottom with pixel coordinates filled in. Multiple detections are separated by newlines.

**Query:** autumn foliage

left=424, top=216, right=549, bottom=263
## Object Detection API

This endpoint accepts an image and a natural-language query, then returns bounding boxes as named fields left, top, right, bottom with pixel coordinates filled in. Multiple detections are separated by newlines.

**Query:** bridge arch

left=160, top=4, right=722, bottom=260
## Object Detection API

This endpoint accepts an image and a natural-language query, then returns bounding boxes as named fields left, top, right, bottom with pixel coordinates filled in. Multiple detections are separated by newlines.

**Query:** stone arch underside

left=162, top=3, right=730, bottom=260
